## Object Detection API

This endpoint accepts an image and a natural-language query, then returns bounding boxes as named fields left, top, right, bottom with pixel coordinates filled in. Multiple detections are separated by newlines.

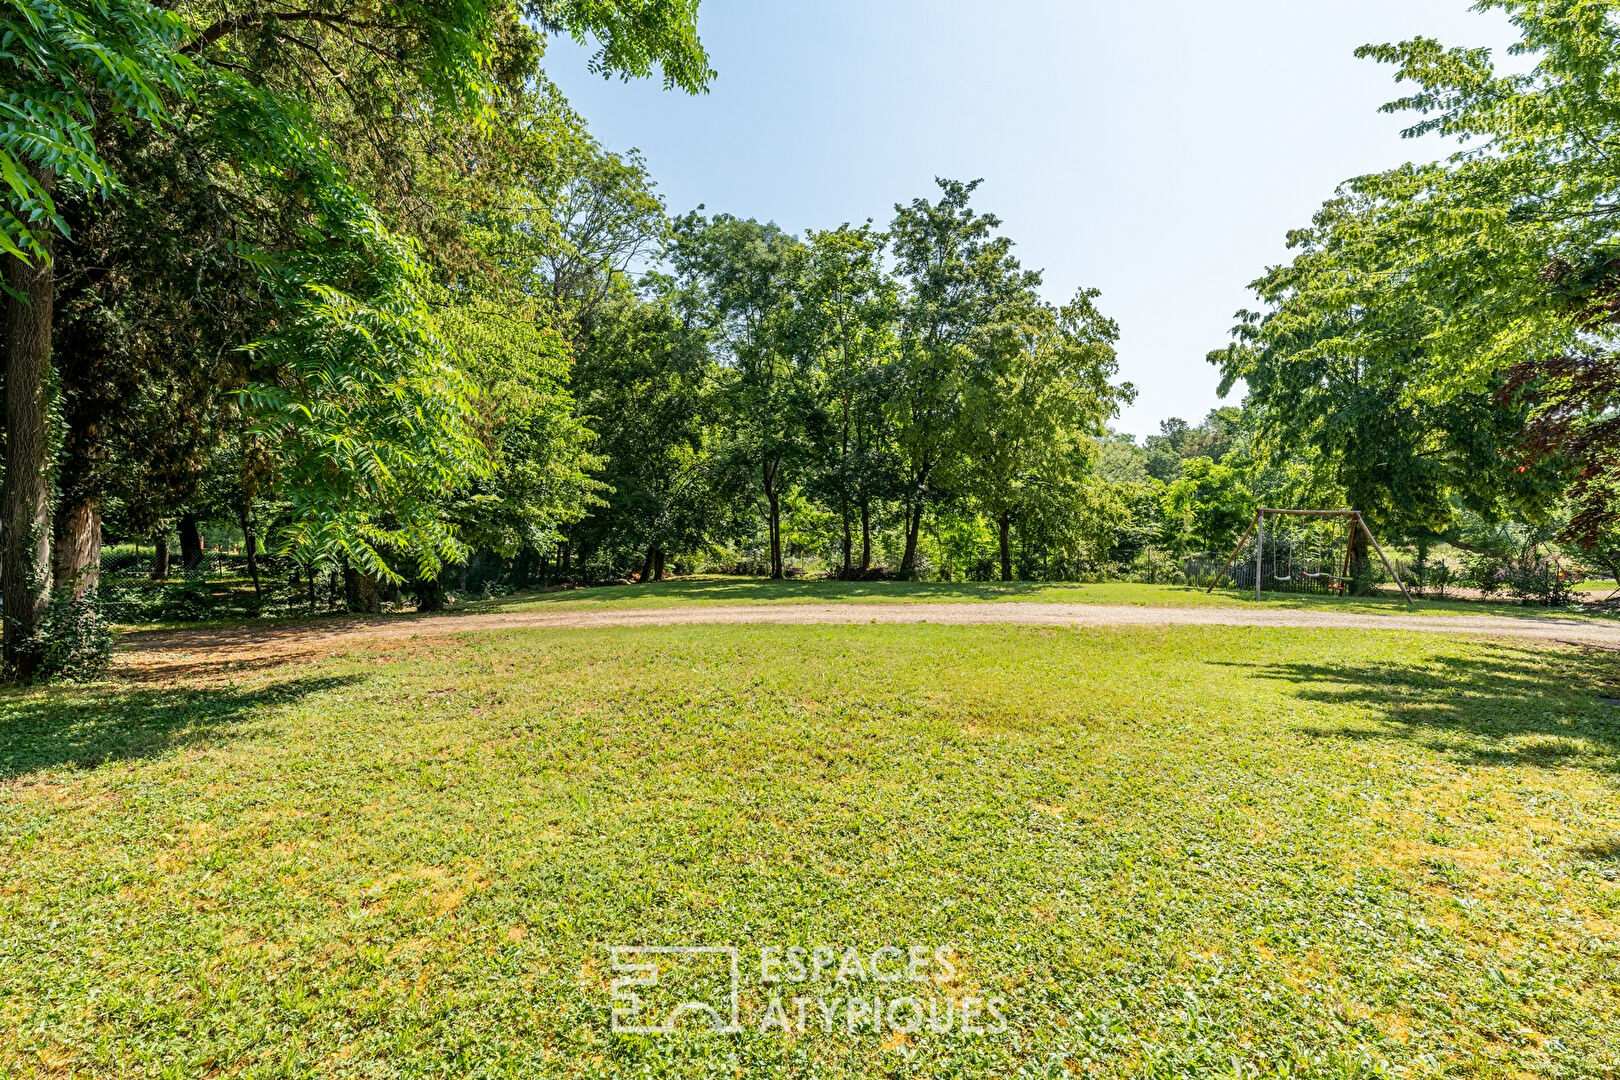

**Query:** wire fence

left=99, top=549, right=296, bottom=582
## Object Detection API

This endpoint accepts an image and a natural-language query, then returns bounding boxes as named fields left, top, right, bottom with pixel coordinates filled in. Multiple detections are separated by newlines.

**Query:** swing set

left=1208, top=508, right=1413, bottom=606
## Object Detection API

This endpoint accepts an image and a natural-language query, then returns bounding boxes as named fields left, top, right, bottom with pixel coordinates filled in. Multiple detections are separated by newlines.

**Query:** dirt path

left=118, top=601, right=1620, bottom=682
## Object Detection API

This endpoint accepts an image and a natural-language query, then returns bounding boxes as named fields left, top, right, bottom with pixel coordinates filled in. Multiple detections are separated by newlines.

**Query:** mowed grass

left=479, top=576, right=1619, bottom=622
left=3, top=623, right=1620, bottom=1078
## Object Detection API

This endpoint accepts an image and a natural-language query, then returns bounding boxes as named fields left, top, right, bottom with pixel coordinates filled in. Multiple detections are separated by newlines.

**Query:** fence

left=99, top=548, right=295, bottom=582
left=1183, top=545, right=1390, bottom=595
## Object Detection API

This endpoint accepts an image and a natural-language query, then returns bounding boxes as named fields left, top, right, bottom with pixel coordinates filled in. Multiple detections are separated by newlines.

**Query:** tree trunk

left=51, top=495, right=100, bottom=603
left=900, top=498, right=925, bottom=579
left=840, top=492, right=853, bottom=579
left=653, top=549, right=666, bottom=582
left=1347, top=524, right=1373, bottom=595
left=178, top=513, right=203, bottom=575
left=766, top=489, right=782, bottom=579
left=413, top=576, right=446, bottom=612
left=839, top=334, right=853, bottom=580
left=998, top=511, right=1013, bottom=582
left=639, top=543, right=656, bottom=584
left=2, top=217, right=54, bottom=676
left=239, top=503, right=261, bottom=599
left=763, top=458, right=783, bottom=579
left=859, top=493, right=872, bottom=574
left=343, top=565, right=381, bottom=614
left=150, top=534, right=171, bottom=580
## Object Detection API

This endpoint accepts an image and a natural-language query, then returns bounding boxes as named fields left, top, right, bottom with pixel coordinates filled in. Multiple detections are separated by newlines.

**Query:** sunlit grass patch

left=3, top=623, right=1618, bottom=1077
left=479, top=576, right=1620, bottom=622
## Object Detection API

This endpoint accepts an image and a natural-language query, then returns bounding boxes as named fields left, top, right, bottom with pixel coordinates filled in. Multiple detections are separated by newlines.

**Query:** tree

left=889, top=178, right=1040, bottom=577
left=437, top=303, right=605, bottom=589
left=958, top=290, right=1129, bottom=580
left=569, top=285, right=721, bottom=580
left=3, top=0, right=712, bottom=672
left=670, top=212, right=816, bottom=579
left=1, top=0, right=191, bottom=674
left=801, top=223, right=897, bottom=576
left=1212, top=191, right=1564, bottom=577
left=1160, top=458, right=1255, bottom=557
left=1220, top=3, right=1620, bottom=559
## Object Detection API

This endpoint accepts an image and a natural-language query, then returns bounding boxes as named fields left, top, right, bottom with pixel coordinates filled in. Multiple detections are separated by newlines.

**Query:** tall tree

left=671, top=213, right=815, bottom=579
left=1212, top=190, right=1564, bottom=577
left=802, top=223, right=897, bottom=576
left=1, top=0, right=191, bottom=673
left=571, top=285, right=722, bottom=579
left=889, top=178, right=1039, bottom=577
left=1222, top=3, right=1620, bottom=563
left=959, top=290, right=1129, bottom=580
left=3, top=0, right=712, bottom=672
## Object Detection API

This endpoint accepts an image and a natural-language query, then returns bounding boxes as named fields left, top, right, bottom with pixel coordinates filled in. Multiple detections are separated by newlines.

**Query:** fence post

left=1255, top=510, right=1264, bottom=602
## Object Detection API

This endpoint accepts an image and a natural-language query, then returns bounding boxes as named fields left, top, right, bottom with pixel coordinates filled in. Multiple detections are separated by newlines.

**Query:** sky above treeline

left=543, top=0, right=1522, bottom=441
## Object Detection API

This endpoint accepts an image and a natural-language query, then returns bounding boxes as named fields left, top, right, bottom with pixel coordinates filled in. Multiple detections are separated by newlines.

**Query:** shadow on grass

left=492, top=577, right=1182, bottom=607
left=484, top=576, right=1613, bottom=621
left=0, top=675, right=360, bottom=780
left=1218, top=645, right=1620, bottom=771
left=1573, top=838, right=1620, bottom=862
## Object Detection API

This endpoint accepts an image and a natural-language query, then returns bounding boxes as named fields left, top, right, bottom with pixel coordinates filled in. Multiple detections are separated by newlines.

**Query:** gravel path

left=118, top=602, right=1620, bottom=681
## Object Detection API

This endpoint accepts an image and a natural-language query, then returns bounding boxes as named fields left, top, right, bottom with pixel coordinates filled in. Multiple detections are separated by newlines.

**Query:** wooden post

left=1342, top=519, right=1355, bottom=591
left=1356, top=512, right=1414, bottom=606
left=1207, top=511, right=1259, bottom=595
left=1255, top=509, right=1265, bottom=601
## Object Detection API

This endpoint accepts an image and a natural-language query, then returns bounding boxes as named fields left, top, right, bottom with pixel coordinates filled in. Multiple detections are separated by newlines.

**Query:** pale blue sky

left=544, top=1, right=1520, bottom=439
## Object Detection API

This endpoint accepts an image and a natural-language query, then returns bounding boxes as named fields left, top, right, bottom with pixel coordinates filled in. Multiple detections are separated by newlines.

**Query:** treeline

left=558, top=181, right=1131, bottom=584
left=1199, top=3, right=1620, bottom=588
left=11, top=0, right=1620, bottom=678
left=1, top=0, right=712, bottom=678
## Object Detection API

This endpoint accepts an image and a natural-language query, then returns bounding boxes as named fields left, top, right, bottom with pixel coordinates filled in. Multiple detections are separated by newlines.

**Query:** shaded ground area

left=478, top=577, right=1619, bottom=620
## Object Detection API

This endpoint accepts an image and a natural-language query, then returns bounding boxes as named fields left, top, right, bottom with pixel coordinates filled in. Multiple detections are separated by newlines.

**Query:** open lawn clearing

left=477, top=578, right=1620, bottom=622
left=118, top=595, right=1620, bottom=683
left=5, top=623, right=1620, bottom=1077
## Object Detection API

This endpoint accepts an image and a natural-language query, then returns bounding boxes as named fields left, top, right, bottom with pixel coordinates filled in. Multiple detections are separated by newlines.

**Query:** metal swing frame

left=1207, top=508, right=1414, bottom=606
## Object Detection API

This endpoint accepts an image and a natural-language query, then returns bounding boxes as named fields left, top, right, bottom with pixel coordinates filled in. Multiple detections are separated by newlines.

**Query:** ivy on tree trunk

left=2, top=211, right=54, bottom=677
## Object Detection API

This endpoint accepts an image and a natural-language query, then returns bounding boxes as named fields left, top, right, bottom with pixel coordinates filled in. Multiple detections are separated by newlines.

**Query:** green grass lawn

left=477, top=575, right=1617, bottom=622
left=4, top=622, right=1619, bottom=1077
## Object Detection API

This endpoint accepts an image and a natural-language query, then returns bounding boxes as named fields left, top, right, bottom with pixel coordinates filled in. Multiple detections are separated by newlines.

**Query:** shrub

left=7, top=591, right=116, bottom=683
left=1503, top=560, right=1579, bottom=606
left=1401, top=560, right=1456, bottom=600
left=1462, top=555, right=1579, bottom=605
left=1464, top=556, right=1506, bottom=596
left=1125, top=549, right=1183, bottom=585
left=1428, top=562, right=1454, bottom=599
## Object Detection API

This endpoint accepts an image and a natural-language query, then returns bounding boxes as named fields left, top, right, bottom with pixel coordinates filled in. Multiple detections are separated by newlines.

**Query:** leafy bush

left=7, top=591, right=116, bottom=683
left=1125, top=548, right=1183, bottom=585
left=1503, top=560, right=1580, bottom=606
left=1401, top=560, right=1456, bottom=600
left=1464, top=556, right=1507, bottom=596
left=1462, top=555, right=1578, bottom=605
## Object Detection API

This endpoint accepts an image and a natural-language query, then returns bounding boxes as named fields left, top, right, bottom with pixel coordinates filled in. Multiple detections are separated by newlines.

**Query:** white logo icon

left=610, top=946, right=742, bottom=1034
